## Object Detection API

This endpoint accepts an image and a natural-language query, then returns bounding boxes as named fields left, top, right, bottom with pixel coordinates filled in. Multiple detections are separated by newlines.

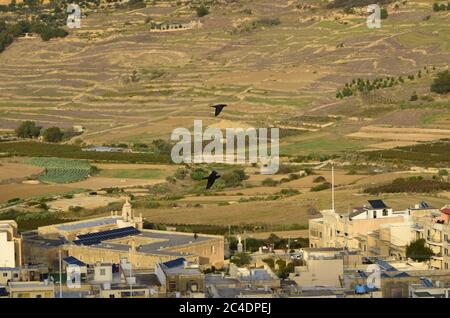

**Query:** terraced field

left=0, top=0, right=448, bottom=157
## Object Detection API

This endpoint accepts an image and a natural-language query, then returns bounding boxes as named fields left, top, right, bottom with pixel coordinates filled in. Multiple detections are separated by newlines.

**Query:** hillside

left=0, top=0, right=449, bottom=159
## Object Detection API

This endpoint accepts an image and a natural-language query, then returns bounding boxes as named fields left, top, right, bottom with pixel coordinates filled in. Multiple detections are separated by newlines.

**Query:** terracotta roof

left=441, top=208, right=450, bottom=215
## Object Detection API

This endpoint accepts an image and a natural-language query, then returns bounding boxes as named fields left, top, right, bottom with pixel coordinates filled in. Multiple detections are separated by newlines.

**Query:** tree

left=230, top=252, right=252, bottom=267
left=152, top=139, right=172, bottom=155
left=431, top=70, right=450, bottom=94
left=410, top=91, right=418, bottom=101
left=42, top=126, right=63, bottom=143
left=196, top=4, right=209, bottom=17
left=15, top=121, right=41, bottom=139
left=406, top=239, right=433, bottom=262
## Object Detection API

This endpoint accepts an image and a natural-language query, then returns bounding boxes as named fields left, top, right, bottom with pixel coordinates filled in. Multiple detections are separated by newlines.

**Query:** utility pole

left=129, top=248, right=133, bottom=298
left=332, top=162, right=335, bottom=212
left=59, top=249, right=62, bottom=298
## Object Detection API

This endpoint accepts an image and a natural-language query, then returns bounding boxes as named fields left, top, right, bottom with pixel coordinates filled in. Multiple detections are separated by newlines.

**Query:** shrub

left=313, top=176, right=326, bottom=183
left=262, top=178, right=278, bottom=187
left=431, top=70, right=450, bottom=94
left=174, top=168, right=188, bottom=180
left=310, top=182, right=332, bottom=192
left=196, top=4, right=209, bottom=17
left=190, top=167, right=208, bottom=180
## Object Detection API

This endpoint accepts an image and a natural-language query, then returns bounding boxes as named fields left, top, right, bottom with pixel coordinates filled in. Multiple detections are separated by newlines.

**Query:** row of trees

left=364, top=176, right=450, bottom=194
left=432, top=2, right=450, bottom=11
left=0, top=0, right=75, bottom=53
left=0, top=19, right=67, bottom=53
left=336, top=66, right=442, bottom=99
left=15, top=121, right=71, bottom=143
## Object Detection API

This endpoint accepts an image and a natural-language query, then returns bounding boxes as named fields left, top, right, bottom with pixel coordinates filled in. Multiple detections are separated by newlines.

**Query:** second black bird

left=211, top=104, right=227, bottom=117
left=203, top=170, right=221, bottom=189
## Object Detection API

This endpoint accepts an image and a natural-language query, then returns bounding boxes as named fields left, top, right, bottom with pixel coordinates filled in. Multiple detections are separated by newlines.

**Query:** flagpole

left=59, top=249, right=62, bottom=298
left=332, top=162, right=335, bottom=212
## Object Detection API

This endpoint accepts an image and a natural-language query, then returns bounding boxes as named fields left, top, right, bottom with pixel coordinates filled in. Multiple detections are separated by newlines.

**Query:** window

left=13, top=273, right=18, bottom=278
left=168, top=281, right=177, bottom=292
left=382, top=209, right=388, bottom=216
left=2, top=273, right=7, bottom=277
left=36, top=295, right=42, bottom=298
left=109, top=294, right=115, bottom=298
left=188, top=281, right=198, bottom=292
left=100, top=269, right=106, bottom=276
left=373, top=211, right=377, bottom=219
left=445, top=263, right=449, bottom=270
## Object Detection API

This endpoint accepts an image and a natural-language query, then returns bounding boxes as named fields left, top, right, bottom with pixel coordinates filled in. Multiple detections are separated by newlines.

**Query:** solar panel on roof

left=420, top=277, right=433, bottom=288
left=368, top=200, right=387, bottom=209
left=73, top=226, right=140, bottom=246
left=63, top=256, right=86, bottom=267
left=420, top=201, right=429, bottom=208
left=376, top=260, right=397, bottom=271
left=162, top=258, right=186, bottom=268
left=394, top=272, right=410, bottom=278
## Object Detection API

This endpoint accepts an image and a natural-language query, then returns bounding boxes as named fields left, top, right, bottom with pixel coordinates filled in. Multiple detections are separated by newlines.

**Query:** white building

left=0, top=221, right=22, bottom=268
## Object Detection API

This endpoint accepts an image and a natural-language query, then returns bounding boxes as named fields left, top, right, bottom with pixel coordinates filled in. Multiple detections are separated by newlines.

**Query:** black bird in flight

left=211, top=104, right=227, bottom=117
left=203, top=170, right=221, bottom=189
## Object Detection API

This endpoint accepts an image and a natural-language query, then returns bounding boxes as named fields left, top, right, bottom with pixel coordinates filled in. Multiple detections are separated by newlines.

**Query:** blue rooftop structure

left=73, top=226, right=140, bottom=246
left=63, top=256, right=86, bottom=267
left=420, top=277, right=433, bottom=288
left=376, top=260, right=397, bottom=271
left=162, top=258, right=186, bottom=269
left=394, top=272, right=410, bottom=278
left=368, top=200, right=388, bottom=209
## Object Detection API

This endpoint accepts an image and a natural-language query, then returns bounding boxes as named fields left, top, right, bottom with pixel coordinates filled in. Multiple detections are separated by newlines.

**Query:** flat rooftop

left=8, top=282, right=54, bottom=290
left=56, top=217, right=120, bottom=232
left=73, top=229, right=219, bottom=257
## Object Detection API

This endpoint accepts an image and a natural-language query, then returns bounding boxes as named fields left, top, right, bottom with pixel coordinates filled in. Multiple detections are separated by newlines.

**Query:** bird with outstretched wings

left=203, top=170, right=221, bottom=189
left=211, top=104, right=227, bottom=117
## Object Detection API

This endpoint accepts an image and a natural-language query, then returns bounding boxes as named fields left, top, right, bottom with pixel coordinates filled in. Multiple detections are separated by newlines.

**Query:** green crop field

left=98, top=169, right=164, bottom=179
left=26, top=157, right=93, bottom=184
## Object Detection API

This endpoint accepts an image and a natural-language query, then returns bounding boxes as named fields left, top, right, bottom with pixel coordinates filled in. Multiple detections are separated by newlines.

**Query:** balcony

left=427, top=237, right=443, bottom=246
